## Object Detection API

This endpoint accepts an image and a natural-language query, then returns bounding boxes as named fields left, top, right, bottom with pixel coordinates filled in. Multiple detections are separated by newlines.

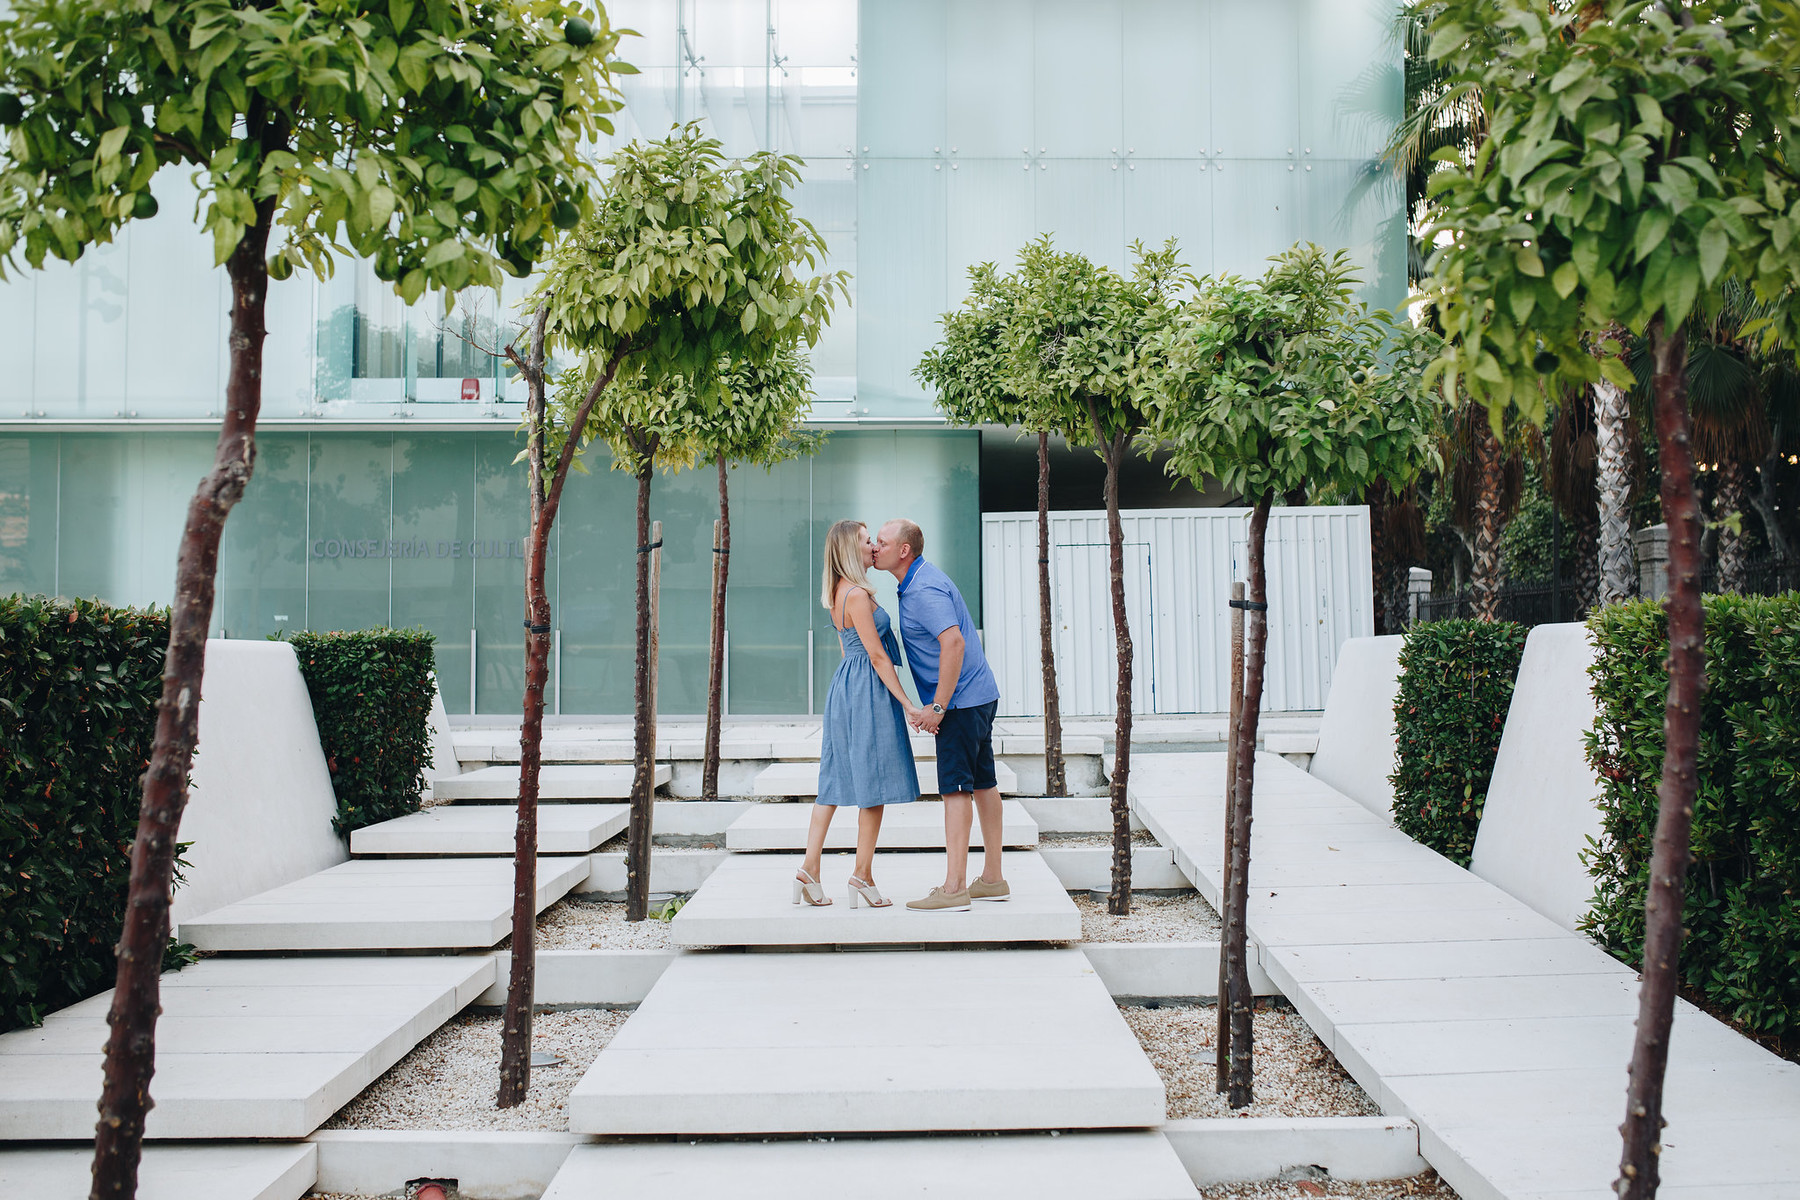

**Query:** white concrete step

left=752, top=759, right=1019, bottom=798
left=178, top=856, right=590, bottom=952
left=566, top=948, right=1164, bottom=1135
left=543, top=1133, right=1196, bottom=1199
left=0, top=956, right=491, bottom=1139
left=435, top=763, right=667, bottom=801
left=669, top=851, right=1079, bottom=947
left=350, top=803, right=627, bottom=856
left=724, top=799, right=1039, bottom=850
left=0, top=1144, right=316, bottom=1200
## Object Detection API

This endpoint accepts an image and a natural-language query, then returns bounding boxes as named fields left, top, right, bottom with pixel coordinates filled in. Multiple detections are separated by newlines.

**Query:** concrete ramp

left=543, top=1134, right=1197, bottom=1199
left=1306, top=634, right=1404, bottom=819
left=0, top=1144, right=315, bottom=1200
left=174, top=640, right=348, bottom=927
left=1469, top=623, right=1606, bottom=932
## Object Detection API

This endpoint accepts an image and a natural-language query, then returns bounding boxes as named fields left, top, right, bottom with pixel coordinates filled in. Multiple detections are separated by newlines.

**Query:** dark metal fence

left=1415, top=556, right=1799, bottom=628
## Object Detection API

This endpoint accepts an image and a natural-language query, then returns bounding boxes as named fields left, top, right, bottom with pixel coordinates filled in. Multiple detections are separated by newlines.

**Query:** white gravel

left=1120, top=1003, right=1378, bottom=1120
left=1039, top=828, right=1161, bottom=847
left=323, top=1008, right=628, bottom=1132
left=516, top=895, right=679, bottom=951
left=1196, top=1172, right=1458, bottom=1198
left=1076, top=892, right=1222, bottom=942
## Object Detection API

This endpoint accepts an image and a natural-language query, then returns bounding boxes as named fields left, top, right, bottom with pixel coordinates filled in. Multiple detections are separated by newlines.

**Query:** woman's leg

left=802, top=802, right=835, bottom=881
left=854, top=805, right=885, bottom=883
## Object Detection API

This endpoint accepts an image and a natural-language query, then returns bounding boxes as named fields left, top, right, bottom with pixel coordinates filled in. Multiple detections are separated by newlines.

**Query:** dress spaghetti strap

left=835, top=583, right=869, bottom=631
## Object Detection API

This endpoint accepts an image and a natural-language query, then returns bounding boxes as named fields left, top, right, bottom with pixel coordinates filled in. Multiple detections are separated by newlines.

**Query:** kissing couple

left=791, top=518, right=1007, bottom=913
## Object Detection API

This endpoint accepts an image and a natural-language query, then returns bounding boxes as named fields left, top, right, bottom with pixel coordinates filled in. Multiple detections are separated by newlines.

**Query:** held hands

left=911, top=706, right=945, bottom=735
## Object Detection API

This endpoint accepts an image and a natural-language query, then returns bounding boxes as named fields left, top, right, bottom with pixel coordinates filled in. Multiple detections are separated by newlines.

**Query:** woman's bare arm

left=844, top=588, right=920, bottom=717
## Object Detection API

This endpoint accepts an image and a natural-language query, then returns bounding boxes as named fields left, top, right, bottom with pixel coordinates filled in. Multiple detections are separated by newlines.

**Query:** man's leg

left=972, top=786, right=1004, bottom=884
left=942, top=790, right=974, bottom=893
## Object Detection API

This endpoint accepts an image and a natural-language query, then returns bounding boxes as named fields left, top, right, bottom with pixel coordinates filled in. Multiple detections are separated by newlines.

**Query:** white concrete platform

left=723, top=799, right=1039, bottom=850
left=567, top=948, right=1165, bottom=1134
left=0, top=956, right=492, bottom=1139
left=178, top=856, right=590, bottom=951
left=669, top=851, right=1079, bottom=946
left=0, top=1143, right=316, bottom=1200
left=752, top=759, right=1019, bottom=797
left=434, top=763, right=667, bottom=801
left=349, top=803, right=627, bottom=856
left=543, top=1132, right=1197, bottom=1198
left=1127, top=750, right=1800, bottom=1200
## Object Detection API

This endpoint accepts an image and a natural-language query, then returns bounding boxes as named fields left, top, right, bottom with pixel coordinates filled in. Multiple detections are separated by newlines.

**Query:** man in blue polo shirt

left=873, top=518, right=1007, bottom=911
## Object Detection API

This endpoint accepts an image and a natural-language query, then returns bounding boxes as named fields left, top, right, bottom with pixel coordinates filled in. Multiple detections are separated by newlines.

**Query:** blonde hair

left=820, top=520, right=872, bottom=612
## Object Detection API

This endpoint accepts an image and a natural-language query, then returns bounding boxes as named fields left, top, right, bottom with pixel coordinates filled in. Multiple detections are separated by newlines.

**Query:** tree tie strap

left=1038, top=557, right=1050, bottom=564
left=638, top=539, right=664, bottom=554
left=712, top=547, right=730, bottom=555
left=1228, top=599, right=1269, bottom=611
left=524, top=621, right=553, bottom=633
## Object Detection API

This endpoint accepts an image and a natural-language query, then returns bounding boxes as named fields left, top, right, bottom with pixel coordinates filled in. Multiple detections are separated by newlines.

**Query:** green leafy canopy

left=1149, top=244, right=1445, bottom=502
left=0, top=0, right=630, bottom=303
left=1420, top=0, right=1800, bottom=422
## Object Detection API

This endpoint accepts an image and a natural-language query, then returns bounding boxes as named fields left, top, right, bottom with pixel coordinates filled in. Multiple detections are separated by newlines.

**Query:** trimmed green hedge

left=1585, top=594, right=1800, bottom=1045
left=289, top=629, right=437, bottom=836
left=1389, top=619, right=1529, bottom=866
left=0, top=595, right=167, bottom=1033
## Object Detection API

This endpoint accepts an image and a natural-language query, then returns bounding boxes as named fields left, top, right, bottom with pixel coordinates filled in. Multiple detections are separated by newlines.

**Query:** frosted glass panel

left=1125, top=161, right=1213, bottom=275
left=1034, top=1, right=1121, bottom=158
left=945, top=1, right=1032, bottom=158
left=57, top=434, right=213, bottom=610
left=1213, top=161, right=1300, bottom=278
left=856, top=160, right=944, bottom=409
left=392, top=435, right=477, bottom=715
left=1123, top=1, right=1210, bottom=159
left=218, top=433, right=307, bottom=639
left=945, top=161, right=1034, bottom=302
left=307, top=435, right=392, bottom=632
left=556, top=451, right=639, bottom=715
left=1210, top=1, right=1300, bottom=159
left=124, top=179, right=225, bottom=416
left=0, top=435, right=58, bottom=596
left=1035, top=161, right=1124, bottom=272
left=472, top=435, right=530, bottom=714
left=1300, top=0, right=1398, bottom=161
left=858, top=0, right=945, bottom=156
left=725, top=459, right=812, bottom=714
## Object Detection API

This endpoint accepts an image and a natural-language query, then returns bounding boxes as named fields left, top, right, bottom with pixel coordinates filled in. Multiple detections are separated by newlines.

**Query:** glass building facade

left=0, top=0, right=1400, bottom=714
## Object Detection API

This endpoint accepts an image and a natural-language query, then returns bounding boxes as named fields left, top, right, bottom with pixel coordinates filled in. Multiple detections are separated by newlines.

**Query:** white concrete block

left=1020, top=797, right=1147, bottom=833
left=567, top=949, right=1165, bottom=1134
left=350, top=803, right=627, bottom=856
left=670, top=851, right=1080, bottom=946
left=651, top=799, right=755, bottom=838
left=309, top=1131, right=584, bottom=1200
left=724, top=799, right=1039, bottom=849
left=435, top=763, right=668, bottom=801
left=1037, top=845, right=1192, bottom=892
left=1306, top=634, right=1404, bottom=819
left=0, top=1144, right=315, bottom=1200
left=1083, top=942, right=1277, bottom=999
left=0, top=956, right=491, bottom=1139
left=175, top=639, right=348, bottom=927
left=577, top=850, right=729, bottom=895
left=753, top=759, right=1019, bottom=797
left=423, top=681, right=459, bottom=788
left=543, top=1133, right=1197, bottom=1199
left=178, top=856, right=590, bottom=951
left=1161, top=1116, right=1424, bottom=1185
left=1470, top=622, right=1606, bottom=933
left=474, top=949, right=679, bottom=1007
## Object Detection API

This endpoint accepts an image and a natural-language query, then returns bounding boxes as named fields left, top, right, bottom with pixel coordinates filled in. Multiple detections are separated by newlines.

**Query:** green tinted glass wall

left=0, top=430, right=981, bottom=716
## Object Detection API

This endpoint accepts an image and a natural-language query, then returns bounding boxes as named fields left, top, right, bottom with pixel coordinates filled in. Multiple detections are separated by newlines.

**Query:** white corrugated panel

left=981, top=506, right=1372, bottom=716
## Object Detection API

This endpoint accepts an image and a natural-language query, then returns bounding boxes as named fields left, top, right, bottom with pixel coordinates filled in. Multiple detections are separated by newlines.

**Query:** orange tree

left=1419, top=2, right=1800, bottom=1194
left=0, top=1, right=624, bottom=1191
left=1150, top=244, right=1442, bottom=1108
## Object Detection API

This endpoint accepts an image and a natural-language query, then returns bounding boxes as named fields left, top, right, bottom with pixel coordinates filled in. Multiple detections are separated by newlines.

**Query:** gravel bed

left=511, top=894, right=678, bottom=951
left=1039, top=828, right=1161, bottom=847
left=1197, top=1171, right=1458, bottom=1198
left=1121, top=1003, right=1378, bottom=1120
left=322, top=1008, right=627, bottom=1132
left=1076, top=891, right=1221, bottom=942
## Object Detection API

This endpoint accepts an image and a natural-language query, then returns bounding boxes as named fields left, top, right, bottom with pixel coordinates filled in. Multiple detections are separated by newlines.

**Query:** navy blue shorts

left=935, top=700, right=998, bottom=794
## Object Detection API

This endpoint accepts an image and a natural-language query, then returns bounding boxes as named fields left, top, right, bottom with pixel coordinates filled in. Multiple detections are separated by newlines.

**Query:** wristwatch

left=930, top=702, right=946, bottom=714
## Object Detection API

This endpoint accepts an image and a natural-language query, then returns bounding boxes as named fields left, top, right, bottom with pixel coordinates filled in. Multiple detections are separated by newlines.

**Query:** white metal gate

left=980, top=506, right=1373, bottom=716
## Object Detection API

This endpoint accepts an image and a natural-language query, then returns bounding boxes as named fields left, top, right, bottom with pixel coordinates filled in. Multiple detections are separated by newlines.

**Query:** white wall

left=981, top=506, right=1373, bottom=716
left=1470, top=623, right=1605, bottom=932
left=1309, top=635, right=1404, bottom=819
left=170, top=640, right=346, bottom=925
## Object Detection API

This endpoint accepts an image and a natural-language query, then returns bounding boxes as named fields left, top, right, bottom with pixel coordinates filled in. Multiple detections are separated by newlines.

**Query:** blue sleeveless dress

left=817, top=589, right=920, bottom=808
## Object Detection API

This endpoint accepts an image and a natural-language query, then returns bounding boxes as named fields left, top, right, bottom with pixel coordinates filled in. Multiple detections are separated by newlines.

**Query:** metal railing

left=1415, top=556, right=1799, bottom=628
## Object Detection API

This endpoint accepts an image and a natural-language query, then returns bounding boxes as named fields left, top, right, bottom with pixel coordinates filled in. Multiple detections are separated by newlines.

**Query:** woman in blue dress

left=795, top=519, right=923, bottom=908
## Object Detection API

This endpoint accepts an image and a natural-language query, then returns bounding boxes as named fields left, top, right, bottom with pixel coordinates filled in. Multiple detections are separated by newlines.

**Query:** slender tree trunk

left=703, top=457, right=730, bottom=800
left=1224, top=498, right=1271, bottom=1110
left=1036, top=432, right=1068, bottom=797
left=1368, top=480, right=1393, bottom=634
left=1595, top=378, right=1634, bottom=605
left=1217, top=578, right=1244, bottom=1094
left=1748, top=449, right=1791, bottom=566
left=1617, top=320, right=1702, bottom=1200
left=1570, top=505, right=1599, bottom=616
left=1713, top=459, right=1750, bottom=595
left=626, top=439, right=661, bottom=923
left=90, top=197, right=276, bottom=1200
left=496, top=321, right=628, bottom=1107
left=1095, top=418, right=1135, bottom=916
left=1471, top=418, right=1505, bottom=621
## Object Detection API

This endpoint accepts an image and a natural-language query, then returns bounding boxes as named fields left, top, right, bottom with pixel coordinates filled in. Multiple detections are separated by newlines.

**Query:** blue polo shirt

left=895, top=558, right=1000, bottom=710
